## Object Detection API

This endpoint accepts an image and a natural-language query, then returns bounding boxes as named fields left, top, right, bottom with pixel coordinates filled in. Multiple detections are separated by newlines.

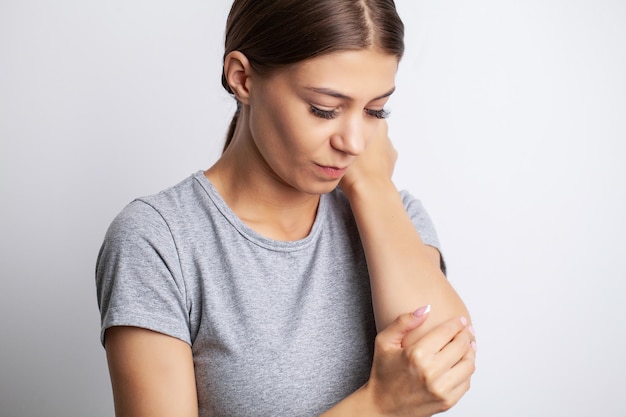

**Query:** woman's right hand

left=363, top=308, right=476, bottom=417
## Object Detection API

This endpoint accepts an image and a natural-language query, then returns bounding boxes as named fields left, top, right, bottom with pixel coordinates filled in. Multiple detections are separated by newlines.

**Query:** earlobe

left=224, top=51, right=252, bottom=105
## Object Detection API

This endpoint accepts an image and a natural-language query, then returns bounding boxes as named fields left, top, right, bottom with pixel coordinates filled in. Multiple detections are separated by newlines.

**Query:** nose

left=330, top=117, right=366, bottom=156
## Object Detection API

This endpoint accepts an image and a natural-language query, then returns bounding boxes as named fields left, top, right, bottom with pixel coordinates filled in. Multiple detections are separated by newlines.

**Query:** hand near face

left=364, top=309, right=476, bottom=417
left=339, top=120, right=397, bottom=194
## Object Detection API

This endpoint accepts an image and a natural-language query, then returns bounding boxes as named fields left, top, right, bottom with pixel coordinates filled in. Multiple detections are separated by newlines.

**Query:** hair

left=221, top=0, right=405, bottom=152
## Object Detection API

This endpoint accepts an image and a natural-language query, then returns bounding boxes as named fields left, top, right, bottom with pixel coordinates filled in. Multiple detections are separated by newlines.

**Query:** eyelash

left=366, top=108, right=391, bottom=119
left=309, top=106, right=390, bottom=120
left=310, top=106, right=337, bottom=120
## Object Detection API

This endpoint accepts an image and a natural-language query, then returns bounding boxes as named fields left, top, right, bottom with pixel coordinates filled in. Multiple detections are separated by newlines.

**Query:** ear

left=224, top=51, right=253, bottom=105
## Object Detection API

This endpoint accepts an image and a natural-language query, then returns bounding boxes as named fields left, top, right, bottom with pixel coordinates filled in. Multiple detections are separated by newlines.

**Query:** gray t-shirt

left=96, top=171, right=441, bottom=417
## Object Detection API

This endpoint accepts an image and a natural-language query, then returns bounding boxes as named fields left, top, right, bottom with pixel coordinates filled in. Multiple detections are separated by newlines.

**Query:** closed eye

left=310, top=105, right=390, bottom=120
left=310, top=105, right=338, bottom=120
left=366, top=108, right=390, bottom=119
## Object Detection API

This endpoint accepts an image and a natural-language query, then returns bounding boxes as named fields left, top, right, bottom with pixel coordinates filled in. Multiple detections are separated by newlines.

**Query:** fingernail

left=413, top=305, right=431, bottom=318
left=468, top=325, right=476, bottom=337
left=471, top=341, right=477, bottom=352
left=460, top=317, right=468, bottom=326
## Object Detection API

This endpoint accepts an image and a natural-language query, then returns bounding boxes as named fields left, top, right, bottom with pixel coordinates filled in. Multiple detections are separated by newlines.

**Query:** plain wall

left=1, top=1, right=624, bottom=416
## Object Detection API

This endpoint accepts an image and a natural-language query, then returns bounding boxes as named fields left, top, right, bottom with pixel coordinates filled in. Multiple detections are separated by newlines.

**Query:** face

left=245, top=48, right=399, bottom=195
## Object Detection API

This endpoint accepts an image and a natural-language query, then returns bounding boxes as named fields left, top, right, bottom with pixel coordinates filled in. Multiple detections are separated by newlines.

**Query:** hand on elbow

left=363, top=308, right=476, bottom=416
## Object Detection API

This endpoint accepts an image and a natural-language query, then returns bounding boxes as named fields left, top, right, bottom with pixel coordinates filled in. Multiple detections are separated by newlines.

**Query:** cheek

left=250, top=106, right=304, bottom=166
left=250, top=93, right=332, bottom=155
left=363, top=120, right=382, bottom=147
left=273, top=110, right=326, bottom=153
left=249, top=103, right=287, bottom=148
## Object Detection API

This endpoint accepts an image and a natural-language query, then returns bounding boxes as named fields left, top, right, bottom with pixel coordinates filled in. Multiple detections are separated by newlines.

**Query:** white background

left=1, top=1, right=624, bottom=416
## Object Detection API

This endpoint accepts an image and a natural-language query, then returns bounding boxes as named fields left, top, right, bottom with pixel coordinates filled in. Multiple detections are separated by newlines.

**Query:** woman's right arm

left=105, top=317, right=470, bottom=417
left=97, top=201, right=197, bottom=416
left=104, top=326, right=198, bottom=417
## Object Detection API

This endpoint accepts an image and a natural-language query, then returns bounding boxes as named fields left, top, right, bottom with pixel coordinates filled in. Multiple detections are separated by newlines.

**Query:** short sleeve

left=399, top=190, right=442, bottom=250
left=95, top=200, right=191, bottom=346
left=399, top=191, right=448, bottom=274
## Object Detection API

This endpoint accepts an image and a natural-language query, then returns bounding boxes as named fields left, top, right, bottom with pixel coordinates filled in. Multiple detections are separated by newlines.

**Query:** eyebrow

left=305, top=86, right=396, bottom=101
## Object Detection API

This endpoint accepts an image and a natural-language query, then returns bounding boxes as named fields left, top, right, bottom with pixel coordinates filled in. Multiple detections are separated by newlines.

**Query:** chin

left=298, top=180, right=340, bottom=196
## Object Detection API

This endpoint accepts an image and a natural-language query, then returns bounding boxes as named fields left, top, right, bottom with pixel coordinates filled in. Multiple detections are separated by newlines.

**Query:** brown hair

left=221, top=0, right=405, bottom=152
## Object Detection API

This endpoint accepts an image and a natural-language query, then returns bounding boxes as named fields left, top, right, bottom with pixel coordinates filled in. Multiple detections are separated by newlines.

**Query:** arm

left=320, top=310, right=475, bottom=417
left=105, top=327, right=198, bottom=417
left=97, top=202, right=198, bottom=416
left=340, top=121, right=470, bottom=335
left=323, top=122, right=475, bottom=416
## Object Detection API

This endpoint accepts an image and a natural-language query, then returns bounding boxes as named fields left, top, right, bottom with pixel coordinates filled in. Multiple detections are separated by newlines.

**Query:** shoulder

left=326, top=187, right=442, bottom=250
left=321, top=188, right=360, bottom=233
left=96, top=178, right=200, bottom=344
left=398, top=189, right=441, bottom=250
left=136, top=172, right=207, bottom=218
left=324, top=187, right=432, bottom=225
left=105, top=172, right=206, bottom=238
left=99, top=172, right=209, bottom=263
left=398, top=189, right=429, bottom=219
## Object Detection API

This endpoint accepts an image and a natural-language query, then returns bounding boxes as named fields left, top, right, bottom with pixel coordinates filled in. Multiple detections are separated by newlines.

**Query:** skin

left=206, top=48, right=400, bottom=241
left=104, top=47, right=476, bottom=417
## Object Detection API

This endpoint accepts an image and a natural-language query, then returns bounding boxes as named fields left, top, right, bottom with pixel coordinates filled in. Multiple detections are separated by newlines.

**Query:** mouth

left=315, top=163, right=348, bottom=179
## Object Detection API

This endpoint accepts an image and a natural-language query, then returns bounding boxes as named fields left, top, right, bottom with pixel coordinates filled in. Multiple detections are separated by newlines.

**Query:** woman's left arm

left=340, top=121, right=471, bottom=336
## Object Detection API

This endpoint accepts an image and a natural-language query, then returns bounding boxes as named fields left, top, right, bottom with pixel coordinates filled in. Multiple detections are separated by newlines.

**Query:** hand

left=339, top=120, right=397, bottom=195
left=364, top=308, right=476, bottom=417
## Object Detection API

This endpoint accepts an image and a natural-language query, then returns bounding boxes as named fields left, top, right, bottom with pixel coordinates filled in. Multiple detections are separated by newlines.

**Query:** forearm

left=319, top=384, right=380, bottom=417
left=346, top=179, right=469, bottom=333
left=319, top=383, right=434, bottom=417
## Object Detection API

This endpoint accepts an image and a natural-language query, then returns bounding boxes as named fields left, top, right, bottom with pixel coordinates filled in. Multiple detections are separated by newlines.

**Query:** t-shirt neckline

left=193, top=171, right=327, bottom=252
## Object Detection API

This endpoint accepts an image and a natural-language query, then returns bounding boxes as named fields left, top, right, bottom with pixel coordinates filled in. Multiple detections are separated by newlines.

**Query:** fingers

left=424, top=344, right=476, bottom=410
left=434, top=325, right=474, bottom=365
left=402, top=316, right=475, bottom=390
left=375, top=305, right=431, bottom=350
left=407, top=316, right=469, bottom=354
left=367, top=311, right=476, bottom=416
left=428, top=330, right=476, bottom=387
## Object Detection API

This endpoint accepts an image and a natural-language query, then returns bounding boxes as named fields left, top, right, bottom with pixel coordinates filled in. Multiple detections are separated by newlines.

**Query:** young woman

left=96, top=1, right=476, bottom=416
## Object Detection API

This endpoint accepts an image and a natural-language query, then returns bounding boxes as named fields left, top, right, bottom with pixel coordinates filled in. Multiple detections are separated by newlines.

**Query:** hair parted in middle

left=221, top=0, right=405, bottom=151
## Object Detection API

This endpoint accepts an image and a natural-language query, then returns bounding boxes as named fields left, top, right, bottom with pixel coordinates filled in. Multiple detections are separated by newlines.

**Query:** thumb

left=377, top=305, right=431, bottom=349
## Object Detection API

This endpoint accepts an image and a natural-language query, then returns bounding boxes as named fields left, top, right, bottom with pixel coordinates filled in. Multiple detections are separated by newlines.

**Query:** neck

left=206, top=132, right=321, bottom=241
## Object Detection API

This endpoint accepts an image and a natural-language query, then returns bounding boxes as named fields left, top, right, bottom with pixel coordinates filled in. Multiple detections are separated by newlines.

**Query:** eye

left=310, top=105, right=338, bottom=120
left=365, top=108, right=390, bottom=119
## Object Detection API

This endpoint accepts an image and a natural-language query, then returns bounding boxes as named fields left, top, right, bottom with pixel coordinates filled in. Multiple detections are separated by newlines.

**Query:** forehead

left=279, top=48, right=399, bottom=100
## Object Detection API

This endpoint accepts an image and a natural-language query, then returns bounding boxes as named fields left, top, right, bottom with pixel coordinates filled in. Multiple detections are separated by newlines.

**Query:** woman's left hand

left=339, top=120, right=397, bottom=195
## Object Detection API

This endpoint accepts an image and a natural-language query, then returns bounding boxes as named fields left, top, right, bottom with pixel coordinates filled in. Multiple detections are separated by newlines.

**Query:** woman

left=96, top=0, right=476, bottom=416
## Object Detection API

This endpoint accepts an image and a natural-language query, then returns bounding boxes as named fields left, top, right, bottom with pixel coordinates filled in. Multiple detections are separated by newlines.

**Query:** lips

left=318, top=163, right=348, bottom=171
left=315, top=163, right=348, bottom=179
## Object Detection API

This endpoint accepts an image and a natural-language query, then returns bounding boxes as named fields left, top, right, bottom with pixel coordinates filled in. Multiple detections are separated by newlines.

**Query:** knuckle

left=407, top=348, right=438, bottom=382
left=428, top=380, right=448, bottom=402
left=430, top=386, right=459, bottom=411
left=374, top=336, right=391, bottom=355
left=378, top=343, right=395, bottom=356
left=422, top=367, right=438, bottom=385
left=397, top=312, right=413, bottom=327
left=439, top=396, right=458, bottom=411
left=406, top=345, right=427, bottom=367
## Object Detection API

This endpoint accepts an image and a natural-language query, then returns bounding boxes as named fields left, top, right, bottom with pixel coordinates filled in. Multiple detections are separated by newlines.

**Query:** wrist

left=319, top=382, right=384, bottom=417
left=358, top=382, right=386, bottom=417
left=340, top=177, right=396, bottom=202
